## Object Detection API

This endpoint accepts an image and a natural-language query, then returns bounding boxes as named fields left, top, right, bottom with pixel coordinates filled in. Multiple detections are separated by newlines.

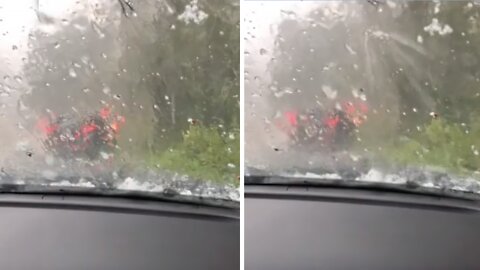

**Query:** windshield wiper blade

left=0, top=183, right=239, bottom=209
left=0, top=171, right=239, bottom=208
left=245, top=175, right=480, bottom=201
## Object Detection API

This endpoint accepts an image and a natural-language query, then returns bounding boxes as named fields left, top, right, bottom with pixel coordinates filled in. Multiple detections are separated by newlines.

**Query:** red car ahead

left=35, top=106, right=125, bottom=161
left=275, top=100, right=368, bottom=151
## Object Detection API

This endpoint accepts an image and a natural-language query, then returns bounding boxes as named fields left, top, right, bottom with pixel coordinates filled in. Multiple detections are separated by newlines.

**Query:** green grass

left=382, top=118, right=480, bottom=175
left=149, top=124, right=239, bottom=186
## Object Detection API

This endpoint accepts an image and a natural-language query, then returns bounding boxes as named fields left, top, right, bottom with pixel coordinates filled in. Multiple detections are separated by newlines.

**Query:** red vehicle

left=275, top=100, right=368, bottom=151
left=35, top=106, right=125, bottom=161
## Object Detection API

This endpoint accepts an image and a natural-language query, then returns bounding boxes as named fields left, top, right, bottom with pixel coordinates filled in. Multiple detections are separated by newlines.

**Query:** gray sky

left=0, top=0, right=101, bottom=73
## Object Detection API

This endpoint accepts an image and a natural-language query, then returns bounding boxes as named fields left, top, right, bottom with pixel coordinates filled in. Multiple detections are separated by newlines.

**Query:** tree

left=21, top=0, right=239, bottom=184
left=113, top=0, right=239, bottom=151
left=269, top=1, right=480, bottom=145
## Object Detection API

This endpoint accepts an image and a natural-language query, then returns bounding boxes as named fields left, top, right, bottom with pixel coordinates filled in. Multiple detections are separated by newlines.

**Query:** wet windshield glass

left=0, top=0, right=239, bottom=202
left=245, top=0, right=480, bottom=194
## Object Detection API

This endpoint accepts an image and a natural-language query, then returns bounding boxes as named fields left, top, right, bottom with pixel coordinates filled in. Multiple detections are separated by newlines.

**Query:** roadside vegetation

left=22, top=0, right=239, bottom=185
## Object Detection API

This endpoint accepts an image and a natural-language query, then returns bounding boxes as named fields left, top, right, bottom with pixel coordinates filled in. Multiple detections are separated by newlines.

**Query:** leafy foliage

left=21, top=0, right=239, bottom=184
left=154, top=124, right=239, bottom=184
left=266, top=1, right=480, bottom=178
left=115, top=0, right=239, bottom=149
left=383, top=118, right=480, bottom=175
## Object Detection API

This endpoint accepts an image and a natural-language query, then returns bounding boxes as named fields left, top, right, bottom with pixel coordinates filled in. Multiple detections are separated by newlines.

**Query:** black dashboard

left=246, top=184, right=480, bottom=270
left=0, top=194, right=239, bottom=270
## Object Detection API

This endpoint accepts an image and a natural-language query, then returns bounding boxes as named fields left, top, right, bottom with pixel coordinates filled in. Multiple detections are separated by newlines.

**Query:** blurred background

left=0, top=0, right=239, bottom=196
left=245, top=1, right=480, bottom=185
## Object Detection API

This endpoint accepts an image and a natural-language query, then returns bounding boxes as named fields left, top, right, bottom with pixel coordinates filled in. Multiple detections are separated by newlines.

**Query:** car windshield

left=245, top=0, right=480, bottom=195
left=0, top=0, right=239, bottom=203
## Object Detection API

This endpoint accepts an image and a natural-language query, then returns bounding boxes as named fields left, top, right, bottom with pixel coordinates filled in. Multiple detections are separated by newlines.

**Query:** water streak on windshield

left=0, top=0, right=239, bottom=202
left=245, top=1, right=480, bottom=194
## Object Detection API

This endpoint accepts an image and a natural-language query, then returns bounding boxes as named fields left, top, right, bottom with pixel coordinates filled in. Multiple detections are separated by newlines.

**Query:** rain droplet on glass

left=68, top=68, right=77, bottom=78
